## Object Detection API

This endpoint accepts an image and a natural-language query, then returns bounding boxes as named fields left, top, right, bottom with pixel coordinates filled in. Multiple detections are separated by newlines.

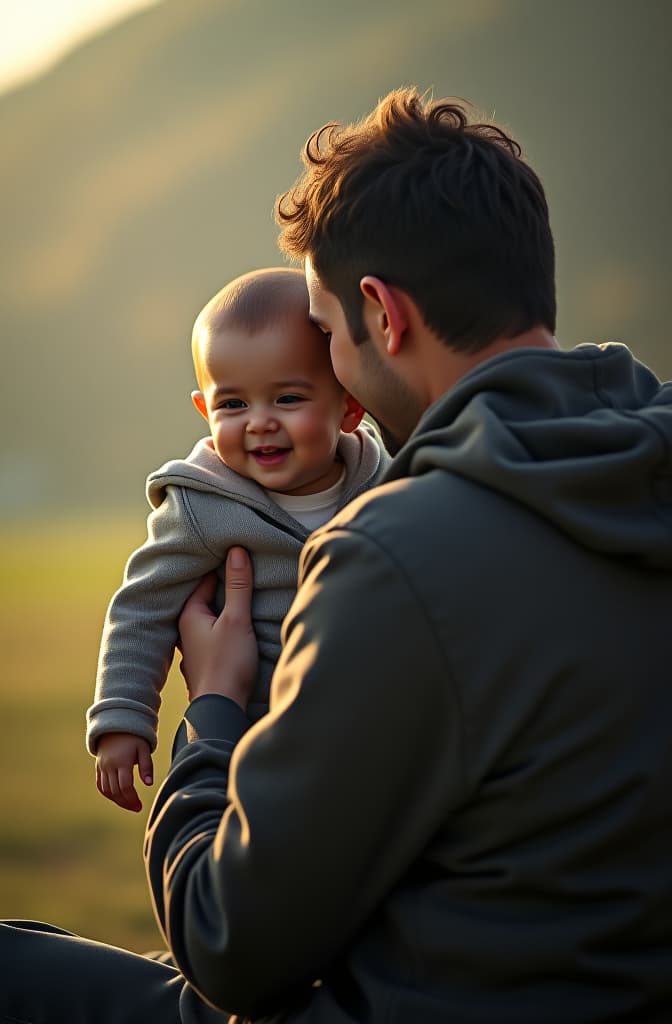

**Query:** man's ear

left=360, top=275, right=408, bottom=355
left=191, top=390, right=209, bottom=422
left=340, top=393, right=365, bottom=434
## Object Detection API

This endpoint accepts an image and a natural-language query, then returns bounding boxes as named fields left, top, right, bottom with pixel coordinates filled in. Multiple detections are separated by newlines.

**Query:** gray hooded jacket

left=145, top=343, right=672, bottom=1023
left=87, top=422, right=388, bottom=753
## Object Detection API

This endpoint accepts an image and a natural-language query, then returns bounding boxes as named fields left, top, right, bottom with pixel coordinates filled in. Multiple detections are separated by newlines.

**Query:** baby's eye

left=219, top=398, right=247, bottom=410
left=276, top=394, right=305, bottom=405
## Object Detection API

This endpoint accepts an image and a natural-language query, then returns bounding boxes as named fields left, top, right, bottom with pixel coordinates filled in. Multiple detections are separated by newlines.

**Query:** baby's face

left=195, top=308, right=352, bottom=495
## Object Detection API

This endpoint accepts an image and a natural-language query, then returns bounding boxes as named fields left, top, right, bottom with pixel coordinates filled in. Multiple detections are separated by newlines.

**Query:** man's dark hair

left=276, top=87, right=555, bottom=352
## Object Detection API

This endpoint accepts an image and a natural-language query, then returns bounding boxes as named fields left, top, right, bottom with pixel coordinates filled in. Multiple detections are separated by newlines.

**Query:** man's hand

left=96, top=732, right=153, bottom=813
left=178, top=547, right=258, bottom=710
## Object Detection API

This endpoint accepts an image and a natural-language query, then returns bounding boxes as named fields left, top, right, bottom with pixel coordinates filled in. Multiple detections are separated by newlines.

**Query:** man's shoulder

left=321, top=468, right=472, bottom=549
left=316, top=467, right=519, bottom=580
left=332, top=466, right=466, bottom=522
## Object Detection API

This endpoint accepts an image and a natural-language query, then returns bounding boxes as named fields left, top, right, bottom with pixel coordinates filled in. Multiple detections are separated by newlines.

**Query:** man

left=2, top=87, right=671, bottom=1023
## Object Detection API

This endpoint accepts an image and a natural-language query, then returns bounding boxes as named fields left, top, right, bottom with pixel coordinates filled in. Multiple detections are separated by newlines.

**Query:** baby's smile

left=250, top=447, right=291, bottom=465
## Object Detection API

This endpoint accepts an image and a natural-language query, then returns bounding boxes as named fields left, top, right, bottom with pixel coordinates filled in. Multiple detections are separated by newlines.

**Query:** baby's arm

left=88, top=485, right=226, bottom=808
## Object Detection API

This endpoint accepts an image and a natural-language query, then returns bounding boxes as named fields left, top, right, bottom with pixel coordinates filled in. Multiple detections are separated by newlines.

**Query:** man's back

left=284, top=342, right=672, bottom=1021
left=324, top=474, right=671, bottom=1020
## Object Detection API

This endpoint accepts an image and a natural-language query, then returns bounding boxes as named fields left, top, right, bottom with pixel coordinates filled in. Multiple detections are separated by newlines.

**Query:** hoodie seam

left=588, top=350, right=618, bottom=409
left=178, top=486, right=221, bottom=560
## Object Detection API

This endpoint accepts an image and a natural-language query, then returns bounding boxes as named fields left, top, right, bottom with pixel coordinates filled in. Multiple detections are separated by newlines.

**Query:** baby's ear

left=340, top=393, right=365, bottom=434
left=191, top=390, right=209, bottom=422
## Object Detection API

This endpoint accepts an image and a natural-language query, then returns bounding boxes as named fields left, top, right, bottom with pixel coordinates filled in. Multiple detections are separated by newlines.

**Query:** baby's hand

left=95, top=732, right=154, bottom=813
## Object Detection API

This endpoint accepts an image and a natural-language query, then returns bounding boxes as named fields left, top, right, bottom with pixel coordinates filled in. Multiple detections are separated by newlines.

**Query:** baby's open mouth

left=251, top=447, right=290, bottom=464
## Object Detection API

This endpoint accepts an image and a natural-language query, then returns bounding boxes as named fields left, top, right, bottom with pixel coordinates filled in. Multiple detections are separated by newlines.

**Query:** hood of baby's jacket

left=388, top=343, right=672, bottom=569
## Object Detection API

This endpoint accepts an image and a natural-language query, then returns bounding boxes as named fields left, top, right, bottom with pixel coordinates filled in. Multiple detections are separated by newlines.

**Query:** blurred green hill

left=1, top=0, right=670, bottom=519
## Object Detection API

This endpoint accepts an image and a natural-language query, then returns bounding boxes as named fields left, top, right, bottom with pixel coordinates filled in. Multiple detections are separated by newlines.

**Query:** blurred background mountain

left=1, top=0, right=670, bottom=521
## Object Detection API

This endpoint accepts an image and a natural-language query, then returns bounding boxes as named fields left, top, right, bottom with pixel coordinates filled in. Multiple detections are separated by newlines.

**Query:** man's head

left=191, top=268, right=363, bottom=496
left=276, top=86, right=555, bottom=354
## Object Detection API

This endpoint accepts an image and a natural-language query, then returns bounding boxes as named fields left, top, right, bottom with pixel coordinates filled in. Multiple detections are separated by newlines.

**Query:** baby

left=86, top=267, right=389, bottom=811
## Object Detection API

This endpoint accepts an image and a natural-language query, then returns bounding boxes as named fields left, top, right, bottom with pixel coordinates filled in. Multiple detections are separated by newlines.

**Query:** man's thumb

left=226, top=546, right=252, bottom=592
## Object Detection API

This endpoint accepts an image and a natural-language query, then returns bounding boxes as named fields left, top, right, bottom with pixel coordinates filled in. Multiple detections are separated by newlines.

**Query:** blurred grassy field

left=0, top=516, right=188, bottom=952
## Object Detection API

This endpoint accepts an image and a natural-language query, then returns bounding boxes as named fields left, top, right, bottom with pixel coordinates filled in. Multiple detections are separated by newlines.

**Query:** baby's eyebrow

left=274, top=379, right=316, bottom=390
left=212, top=385, right=242, bottom=398
left=211, top=380, right=316, bottom=399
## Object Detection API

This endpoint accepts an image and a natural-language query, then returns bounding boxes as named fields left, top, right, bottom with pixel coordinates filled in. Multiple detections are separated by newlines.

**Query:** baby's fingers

left=116, top=765, right=143, bottom=813
left=97, top=763, right=118, bottom=802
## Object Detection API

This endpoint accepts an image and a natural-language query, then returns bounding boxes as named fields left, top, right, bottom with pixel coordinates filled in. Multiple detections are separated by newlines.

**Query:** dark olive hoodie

left=145, top=342, right=672, bottom=1023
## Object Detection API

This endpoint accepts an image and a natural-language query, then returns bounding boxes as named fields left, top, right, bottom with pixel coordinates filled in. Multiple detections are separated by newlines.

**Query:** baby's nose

left=246, top=410, right=278, bottom=432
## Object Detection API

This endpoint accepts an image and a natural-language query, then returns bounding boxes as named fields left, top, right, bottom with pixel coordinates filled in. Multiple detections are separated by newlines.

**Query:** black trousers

left=0, top=920, right=232, bottom=1024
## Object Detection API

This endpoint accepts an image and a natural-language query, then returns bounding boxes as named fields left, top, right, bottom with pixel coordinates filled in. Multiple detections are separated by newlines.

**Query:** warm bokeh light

left=0, top=0, right=163, bottom=94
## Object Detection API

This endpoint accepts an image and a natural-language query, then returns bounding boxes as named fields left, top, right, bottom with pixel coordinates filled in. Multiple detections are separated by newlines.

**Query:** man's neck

left=425, top=327, right=558, bottom=405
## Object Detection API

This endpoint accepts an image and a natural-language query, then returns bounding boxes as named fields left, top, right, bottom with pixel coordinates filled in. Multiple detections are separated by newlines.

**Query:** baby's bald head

left=192, top=268, right=311, bottom=387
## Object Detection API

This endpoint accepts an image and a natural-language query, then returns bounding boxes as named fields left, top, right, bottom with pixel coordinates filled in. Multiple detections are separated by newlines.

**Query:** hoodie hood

left=388, top=343, right=672, bottom=569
